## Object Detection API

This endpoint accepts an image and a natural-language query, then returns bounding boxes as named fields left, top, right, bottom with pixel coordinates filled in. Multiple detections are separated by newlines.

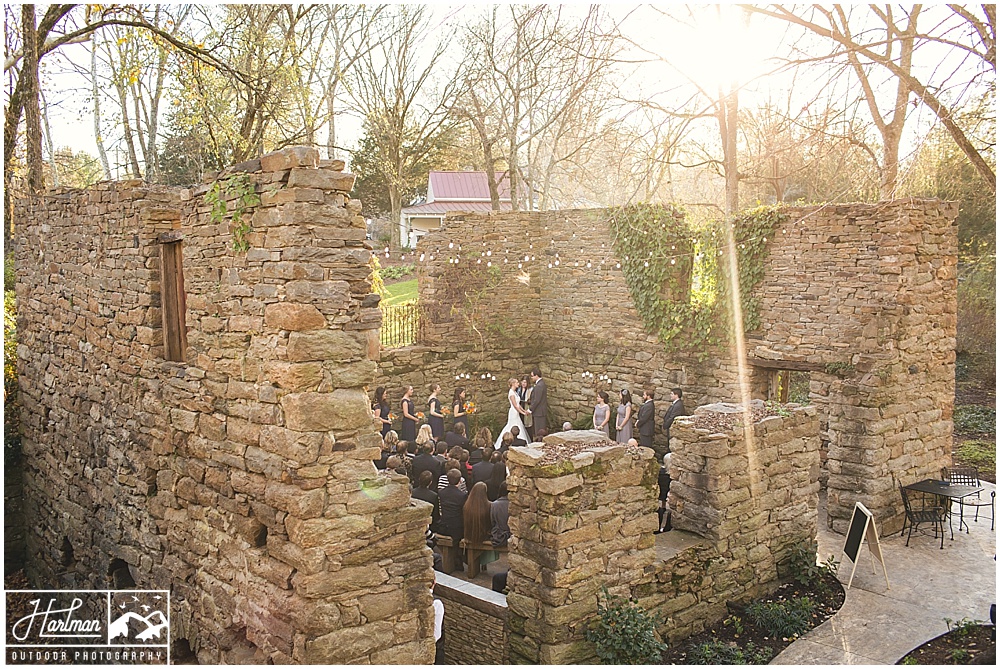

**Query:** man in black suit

left=443, top=422, right=470, bottom=449
left=636, top=387, right=656, bottom=448
left=438, top=469, right=468, bottom=569
left=509, top=426, right=527, bottom=449
left=529, top=367, right=548, bottom=440
left=471, top=447, right=494, bottom=486
left=662, top=387, right=687, bottom=453
left=411, top=442, right=444, bottom=488
left=411, top=470, right=441, bottom=532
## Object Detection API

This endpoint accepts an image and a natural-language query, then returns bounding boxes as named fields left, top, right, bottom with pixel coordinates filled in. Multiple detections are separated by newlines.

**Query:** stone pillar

left=505, top=430, right=657, bottom=664
left=670, top=402, right=820, bottom=582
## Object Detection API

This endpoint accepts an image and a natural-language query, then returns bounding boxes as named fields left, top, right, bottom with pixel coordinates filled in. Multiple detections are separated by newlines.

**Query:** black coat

left=636, top=399, right=656, bottom=445
left=444, top=432, right=470, bottom=449
left=411, top=486, right=441, bottom=530
left=662, top=399, right=687, bottom=445
left=438, top=485, right=467, bottom=538
left=471, top=460, right=494, bottom=487
left=411, top=453, right=444, bottom=486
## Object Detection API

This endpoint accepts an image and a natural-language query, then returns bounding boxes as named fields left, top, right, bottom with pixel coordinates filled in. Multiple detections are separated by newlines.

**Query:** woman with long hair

left=486, top=450, right=507, bottom=502
left=373, top=386, right=392, bottom=438
left=476, top=426, right=493, bottom=449
left=452, top=387, right=469, bottom=433
left=463, top=482, right=500, bottom=570
left=495, top=378, right=530, bottom=450
left=415, top=424, right=434, bottom=450
left=400, top=386, right=417, bottom=441
left=616, top=389, right=634, bottom=444
left=428, top=384, right=445, bottom=439
left=517, top=376, right=533, bottom=437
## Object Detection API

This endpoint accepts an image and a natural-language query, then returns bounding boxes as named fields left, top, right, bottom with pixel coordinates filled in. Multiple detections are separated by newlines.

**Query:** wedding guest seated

left=463, top=482, right=499, bottom=571
left=395, top=441, right=414, bottom=480
left=444, top=423, right=470, bottom=449
left=468, top=436, right=488, bottom=464
left=475, top=427, right=493, bottom=450
left=471, top=447, right=494, bottom=486
left=509, top=426, right=527, bottom=449
left=385, top=455, right=407, bottom=477
left=458, top=449, right=474, bottom=490
left=438, top=469, right=468, bottom=569
left=486, top=451, right=507, bottom=502
left=377, top=431, right=399, bottom=469
left=412, top=442, right=444, bottom=487
left=497, top=432, right=514, bottom=454
left=411, top=470, right=442, bottom=531
left=434, top=441, right=449, bottom=465
left=438, top=459, right=467, bottom=493
left=491, top=482, right=511, bottom=548
left=415, top=424, right=435, bottom=450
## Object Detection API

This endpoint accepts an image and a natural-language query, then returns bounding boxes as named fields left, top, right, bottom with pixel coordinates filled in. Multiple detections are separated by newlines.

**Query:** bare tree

left=346, top=6, right=460, bottom=242
left=744, top=4, right=996, bottom=195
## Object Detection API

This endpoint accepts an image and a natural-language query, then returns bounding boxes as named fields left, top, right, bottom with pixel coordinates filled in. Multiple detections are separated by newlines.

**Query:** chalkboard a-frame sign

left=842, top=502, right=890, bottom=589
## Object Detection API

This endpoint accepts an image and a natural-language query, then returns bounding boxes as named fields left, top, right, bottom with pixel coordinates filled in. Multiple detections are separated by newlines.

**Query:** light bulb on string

left=449, top=242, right=454, bottom=249
left=419, top=253, right=425, bottom=261
left=487, top=261, right=492, bottom=267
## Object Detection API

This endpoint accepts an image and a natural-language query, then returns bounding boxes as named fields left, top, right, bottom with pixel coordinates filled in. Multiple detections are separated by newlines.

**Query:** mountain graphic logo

left=108, top=610, right=168, bottom=642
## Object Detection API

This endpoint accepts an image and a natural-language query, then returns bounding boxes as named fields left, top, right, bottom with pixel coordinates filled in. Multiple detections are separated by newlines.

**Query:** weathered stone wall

left=747, top=200, right=958, bottom=532
left=505, top=431, right=658, bottom=664
left=433, top=572, right=508, bottom=664
left=4, top=454, right=25, bottom=574
left=502, top=412, right=819, bottom=655
left=14, top=149, right=435, bottom=664
left=407, top=200, right=956, bottom=527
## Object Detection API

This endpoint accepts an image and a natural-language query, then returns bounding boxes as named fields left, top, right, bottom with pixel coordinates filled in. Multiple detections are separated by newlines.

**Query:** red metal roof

left=427, top=171, right=512, bottom=202
left=401, top=201, right=513, bottom=215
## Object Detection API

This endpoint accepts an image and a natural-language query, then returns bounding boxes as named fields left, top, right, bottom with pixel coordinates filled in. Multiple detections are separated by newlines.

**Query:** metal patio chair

left=899, top=483, right=946, bottom=549
left=942, top=466, right=995, bottom=532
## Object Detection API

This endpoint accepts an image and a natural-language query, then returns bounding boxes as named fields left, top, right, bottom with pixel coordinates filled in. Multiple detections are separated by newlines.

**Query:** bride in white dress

left=496, top=377, right=531, bottom=450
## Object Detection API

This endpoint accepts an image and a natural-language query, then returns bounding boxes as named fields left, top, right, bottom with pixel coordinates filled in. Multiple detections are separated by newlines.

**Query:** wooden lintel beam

left=747, top=358, right=826, bottom=372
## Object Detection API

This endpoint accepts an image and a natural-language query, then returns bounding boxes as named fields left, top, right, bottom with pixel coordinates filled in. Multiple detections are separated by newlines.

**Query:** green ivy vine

left=609, top=202, right=787, bottom=358
left=204, top=174, right=261, bottom=253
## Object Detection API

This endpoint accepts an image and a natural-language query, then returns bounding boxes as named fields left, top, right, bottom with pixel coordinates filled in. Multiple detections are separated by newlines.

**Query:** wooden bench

left=434, top=536, right=509, bottom=578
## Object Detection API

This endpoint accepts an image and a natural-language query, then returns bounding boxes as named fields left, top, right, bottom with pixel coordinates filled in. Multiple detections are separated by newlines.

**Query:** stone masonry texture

left=14, top=147, right=435, bottom=664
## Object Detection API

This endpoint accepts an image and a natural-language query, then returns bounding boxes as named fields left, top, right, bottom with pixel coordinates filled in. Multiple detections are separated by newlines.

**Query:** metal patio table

left=903, top=478, right=983, bottom=541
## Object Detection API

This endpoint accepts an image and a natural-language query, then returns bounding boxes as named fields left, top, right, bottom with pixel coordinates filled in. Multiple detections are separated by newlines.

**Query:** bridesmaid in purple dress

left=615, top=389, right=633, bottom=444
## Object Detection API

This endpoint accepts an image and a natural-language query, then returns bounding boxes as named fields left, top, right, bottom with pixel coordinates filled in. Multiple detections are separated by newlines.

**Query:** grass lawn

left=383, top=278, right=417, bottom=306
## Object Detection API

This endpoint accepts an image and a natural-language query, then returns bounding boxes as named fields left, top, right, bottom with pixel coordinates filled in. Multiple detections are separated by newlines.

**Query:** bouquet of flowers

left=416, top=411, right=425, bottom=420
left=442, top=406, right=452, bottom=416
left=464, top=401, right=478, bottom=414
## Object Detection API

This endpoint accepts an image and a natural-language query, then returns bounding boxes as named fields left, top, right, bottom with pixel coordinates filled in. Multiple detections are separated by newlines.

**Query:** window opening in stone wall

left=768, top=369, right=811, bottom=404
left=59, top=536, right=75, bottom=568
left=159, top=235, right=188, bottom=362
left=108, top=558, right=136, bottom=588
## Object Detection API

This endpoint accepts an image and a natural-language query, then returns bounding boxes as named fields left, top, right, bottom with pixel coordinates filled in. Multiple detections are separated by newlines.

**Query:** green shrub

left=745, top=597, right=814, bottom=638
left=782, top=540, right=839, bottom=591
left=4, top=253, right=13, bottom=292
left=953, top=405, right=996, bottom=435
left=953, top=440, right=996, bottom=474
left=381, top=264, right=415, bottom=281
left=687, top=639, right=772, bottom=665
left=585, top=588, right=667, bottom=664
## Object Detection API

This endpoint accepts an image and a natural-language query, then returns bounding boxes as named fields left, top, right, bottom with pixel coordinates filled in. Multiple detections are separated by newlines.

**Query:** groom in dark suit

left=662, top=387, right=687, bottom=453
left=529, top=368, right=548, bottom=440
left=636, top=387, right=656, bottom=448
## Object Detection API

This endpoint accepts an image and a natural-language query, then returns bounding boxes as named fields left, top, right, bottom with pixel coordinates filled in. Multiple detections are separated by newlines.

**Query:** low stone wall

left=4, top=454, right=25, bottom=574
left=433, top=572, right=508, bottom=664
left=505, top=431, right=658, bottom=664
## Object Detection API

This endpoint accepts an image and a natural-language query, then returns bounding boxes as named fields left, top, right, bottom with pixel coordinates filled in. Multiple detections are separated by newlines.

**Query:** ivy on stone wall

left=204, top=174, right=261, bottom=253
left=609, top=202, right=787, bottom=357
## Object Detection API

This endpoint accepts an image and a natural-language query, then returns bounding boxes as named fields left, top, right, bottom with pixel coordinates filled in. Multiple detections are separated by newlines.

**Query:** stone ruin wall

left=386, top=200, right=956, bottom=530
left=748, top=200, right=958, bottom=533
left=502, top=409, right=818, bottom=659
left=14, top=148, right=436, bottom=664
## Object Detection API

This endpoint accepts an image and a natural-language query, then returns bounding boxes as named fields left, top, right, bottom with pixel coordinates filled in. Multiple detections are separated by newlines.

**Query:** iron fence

left=380, top=302, right=421, bottom=348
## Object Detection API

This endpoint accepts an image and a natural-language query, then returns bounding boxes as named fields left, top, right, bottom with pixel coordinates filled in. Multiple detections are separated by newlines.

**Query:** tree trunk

left=40, top=88, right=58, bottom=186
left=23, top=4, right=44, bottom=193
left=719, top=82, right=740, bottom=216
left=91, top=37, right=112, bottom=179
